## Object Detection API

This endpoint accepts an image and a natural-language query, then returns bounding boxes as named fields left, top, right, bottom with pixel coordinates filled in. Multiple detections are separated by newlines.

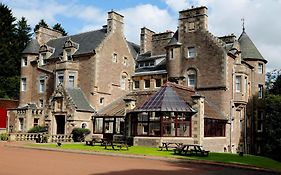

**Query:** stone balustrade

left=9, top=133, right=73, bottom=143
left=50, top=134, right=73, bottom=143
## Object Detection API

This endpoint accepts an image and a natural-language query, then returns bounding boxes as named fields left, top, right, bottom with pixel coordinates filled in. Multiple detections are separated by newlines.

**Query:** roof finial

left=241, top=17, right=245, bottom=32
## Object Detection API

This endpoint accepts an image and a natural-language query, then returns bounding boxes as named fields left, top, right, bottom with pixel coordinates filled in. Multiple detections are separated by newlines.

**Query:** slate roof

left=47, top=29, right=107, bottom=58
left=22, top=39, right=40, bottom=54
left=238, top=31, right=266, bottom=62
left=66, top=88, right=95, bottom=112
left=135, top=52, right=166, bottom=74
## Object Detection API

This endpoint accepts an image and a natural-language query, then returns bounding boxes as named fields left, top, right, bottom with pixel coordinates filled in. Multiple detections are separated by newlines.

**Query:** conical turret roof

left=22, top=39, right=40, bottom=54
left=238, top=31, right=266, bottom=63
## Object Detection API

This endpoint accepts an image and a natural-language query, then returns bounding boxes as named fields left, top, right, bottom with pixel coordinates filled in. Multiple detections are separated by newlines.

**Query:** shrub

left=27, top=126, right=47, bottom=133
left=71, top=128, right=90, bottom=142
left=0, top=133, right=9, bottom=141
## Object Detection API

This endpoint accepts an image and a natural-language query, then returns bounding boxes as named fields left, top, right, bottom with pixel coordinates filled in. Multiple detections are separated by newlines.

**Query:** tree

left=16, top=17, right=32, bottom=53
left=262, top=74, right=281, bottom=161
left=34, top=19, right=48, bottom=32
left=52, top=23, right=67, bottom=36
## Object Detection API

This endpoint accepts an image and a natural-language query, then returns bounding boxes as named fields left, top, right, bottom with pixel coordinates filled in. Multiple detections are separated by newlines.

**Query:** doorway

left=55, top=115, right=65, bottom=134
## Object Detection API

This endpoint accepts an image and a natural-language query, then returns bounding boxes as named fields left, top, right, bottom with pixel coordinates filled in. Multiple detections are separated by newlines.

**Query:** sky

left=3, top=0, right=281, bottom=71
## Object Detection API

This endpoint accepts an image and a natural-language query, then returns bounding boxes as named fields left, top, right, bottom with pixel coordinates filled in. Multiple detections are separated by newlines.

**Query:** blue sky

left=3, top=0, right=281, bottom=71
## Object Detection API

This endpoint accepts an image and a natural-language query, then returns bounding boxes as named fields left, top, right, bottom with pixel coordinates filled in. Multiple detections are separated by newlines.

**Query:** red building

left=0, top=99, right=18, bottom=130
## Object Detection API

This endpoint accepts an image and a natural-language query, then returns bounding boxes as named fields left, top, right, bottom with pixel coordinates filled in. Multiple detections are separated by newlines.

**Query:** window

left=112, top=53, right=117, bottom=63
left=21, top=78, right=27, bottom=91
left=155, top=79, right=161, bottom=88
left=81, top=123, right=87, bottom=129
left=134, top=80, right=140, bottom=89
left=39, top=77, right=45, bottom=93
left=19, top=118, right=24, bottom=131
left=94, top=118, right=103, bottom=133
left=187, top=69, right=196, bottom=87
left=204, top=119, right=226, bottom=137
left=41, top=53, right=47, bottom=65
left=68, top=74, right=75, bottom=88
left=162, top=114, right=191, bottom=137
left=120, top=73, right=127, bottom=90
left=258, top=84, right=263, bottom=98
left=66, top=49, right=73, bottom=61
left=170, top=49, right=174, bottom=59
left=144, top=79, right=150, bottom=89
left=123, top=57, right=128, bottom=66
left=56, top=72, right=64, bottom=86
left=99, top=97, right=104, bottom=105
left=39, top=99, right=44, bottom=108
left=33, top=118, right=39, bottom=127
left=236, top=76, right=242, bottom=92
left=22, top=57, right=27, bottom=67
left=258, top=63, right=263, bottom=74
left=187, top=47, right=196, bottom=58
left=245, top=77, right=248, bottom=94
left=257, top=111, right=263, bottom=132
left=139, top=62, right=144, bottom=68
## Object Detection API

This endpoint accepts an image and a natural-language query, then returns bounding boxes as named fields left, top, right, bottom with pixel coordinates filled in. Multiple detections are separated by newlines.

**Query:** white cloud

left=121, top=4, right=176, bottom=43
left=164, top=0, right=190, bottom=11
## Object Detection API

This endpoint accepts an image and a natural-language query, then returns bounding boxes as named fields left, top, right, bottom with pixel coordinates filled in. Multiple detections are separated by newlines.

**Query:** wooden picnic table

left=159, top=142, right=183, bottom=151
left=174, top=144, right=210, bottom=156
left=104, top=140, right=128, bottom=150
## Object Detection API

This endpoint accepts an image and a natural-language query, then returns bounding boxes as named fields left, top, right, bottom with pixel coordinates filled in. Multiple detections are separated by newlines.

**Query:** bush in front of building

left=27, top=126, right=47, bottom=133
left=0, top=133, right=9, bottom=141
left=71, top=128, right=90, bottom=142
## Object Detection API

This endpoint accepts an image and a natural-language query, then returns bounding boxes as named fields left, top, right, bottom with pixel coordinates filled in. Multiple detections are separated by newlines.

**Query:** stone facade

left=132, top=6, right=266, bottom=153
left=8, top=11, right=137, bottom=135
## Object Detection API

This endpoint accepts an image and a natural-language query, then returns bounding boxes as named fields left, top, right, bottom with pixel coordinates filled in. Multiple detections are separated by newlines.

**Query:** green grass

left=28, top=143, right=281, bottom=172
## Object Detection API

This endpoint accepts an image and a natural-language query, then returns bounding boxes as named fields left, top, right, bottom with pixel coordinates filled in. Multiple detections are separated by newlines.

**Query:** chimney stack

left=35, top=26, right=63, bottom=45
left=140, top=27, right=155, bottom=54
left=107, top=10, right=124, bottom=33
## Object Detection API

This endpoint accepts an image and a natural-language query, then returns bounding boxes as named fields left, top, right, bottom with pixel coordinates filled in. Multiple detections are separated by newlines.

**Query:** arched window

left=81, top=123, right=87, bottom=129
left=186, top=69, right=197, bottom=88
left=120, top=72, right=128, bottom=90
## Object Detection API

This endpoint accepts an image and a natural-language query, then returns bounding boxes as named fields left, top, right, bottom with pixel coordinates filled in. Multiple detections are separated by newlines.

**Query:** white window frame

left=144, top=79, right=150, bottom=89
left=188, top=74, right=196, bottom=87
left=68, top=73, right=75, bottom=88
left=19, top=118, right=24, bottom=131
left=257, top=111, right=264, bottom=132
left=258, top=84, right=263, bottom=98
left=123, top=57, right=128, bottom=66
left=120, top=74, right=127, bottom=90
left=39, top=99, right=44, bottom=108
left=99, top=97, right=104, bottom=105
left=236, top=76, right=242, bottom=92
left=187, top=47, right=196, bottom=58
left=33, top=118, right=39, bottom=127
left=21, top=77, right=27, bottom=91
left=56, top=71, right=64, bottom=86
left=22, top=57, right=27, bottom=67
left=39, top=77, right=45, bottom=93
left=258, top=63, right=263, bottom=74
left=112, top=53, right=117, bottom=63
left=155, top=79, right=162, bottom=88
left=134, top=80, right=140, bottom=89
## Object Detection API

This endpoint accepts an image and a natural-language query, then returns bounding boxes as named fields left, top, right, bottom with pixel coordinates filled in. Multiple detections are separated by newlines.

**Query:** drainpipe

left=244, top=107, right=247, bottom=154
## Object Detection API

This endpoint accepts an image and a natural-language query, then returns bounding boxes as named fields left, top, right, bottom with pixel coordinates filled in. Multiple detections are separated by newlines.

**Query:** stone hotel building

left=8, top=6, right=266, bottom=154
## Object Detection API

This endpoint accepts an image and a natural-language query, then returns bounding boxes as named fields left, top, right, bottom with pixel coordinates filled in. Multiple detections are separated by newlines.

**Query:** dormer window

left=63, top=38, right=78, bottom=61
left=39, top=44, right=54, bottom=66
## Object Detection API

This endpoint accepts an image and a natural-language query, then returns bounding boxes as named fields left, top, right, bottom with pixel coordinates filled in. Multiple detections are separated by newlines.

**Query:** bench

left=159, top=142, right=183, bottom=151
left=174, top=144, right=210, bottom=156
left=104, top=137, right=129, bottom=150
left=85, top=135, right=104, bottom=146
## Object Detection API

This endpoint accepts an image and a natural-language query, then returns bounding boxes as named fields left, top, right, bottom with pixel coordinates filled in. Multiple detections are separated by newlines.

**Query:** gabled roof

left=238, top=31, right=267, bottom=63
left=66, top=88, right=95, bottom=112
left=134, top=83, right=196, bottom=112
left=47, top=29, right=107, bottom=58
left=22, top=39, right=40, bottom=54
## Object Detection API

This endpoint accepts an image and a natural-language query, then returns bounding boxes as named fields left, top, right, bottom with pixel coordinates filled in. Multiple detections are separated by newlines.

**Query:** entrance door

left=55, top=115, right=65, bottom=134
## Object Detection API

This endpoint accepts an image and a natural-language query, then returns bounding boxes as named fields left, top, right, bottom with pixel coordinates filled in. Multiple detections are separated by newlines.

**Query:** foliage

left=34, top=19, right=48, bottom=32
left=27, top=125, right=47, bottom=133
left=0, top=3, right=31, bottom=99
left=0, top=133, right=9, bottom=141
left=269, top=75, right=281, bottom=95
left=262, top=94, right=281, bottom=161
left=71, top=128, right=90, bottom=142
left=52, top=23, right=67, bottom=36
left=31, top=143, right=281, bottom=172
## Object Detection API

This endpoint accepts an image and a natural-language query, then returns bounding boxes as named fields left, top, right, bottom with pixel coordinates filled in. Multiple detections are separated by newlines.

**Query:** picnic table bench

left=159, top=142, right=183, bottom=151
left=174, top=144, right=210, bottom=156
left=104, top=140, right=129, bottom=150
left=85, top=135, right=106, bottom=146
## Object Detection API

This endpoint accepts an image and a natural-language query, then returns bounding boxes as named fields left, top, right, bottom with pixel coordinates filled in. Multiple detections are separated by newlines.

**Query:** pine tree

left=34, top=19, right=48, bottom=32
left=53, top=23, right=67, bottom=36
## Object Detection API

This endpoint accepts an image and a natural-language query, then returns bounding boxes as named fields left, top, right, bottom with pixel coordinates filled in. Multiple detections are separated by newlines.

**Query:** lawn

left=28, top=143, right=281, bottom=172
